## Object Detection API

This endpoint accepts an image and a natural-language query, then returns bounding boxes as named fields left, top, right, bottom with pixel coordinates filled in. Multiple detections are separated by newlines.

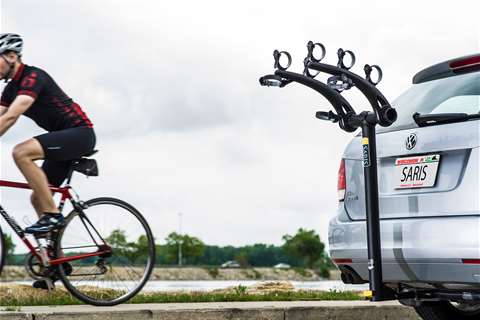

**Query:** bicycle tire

left=0, top=227, right=6, bottom=276
left=55, top=197, right=155, bottom=306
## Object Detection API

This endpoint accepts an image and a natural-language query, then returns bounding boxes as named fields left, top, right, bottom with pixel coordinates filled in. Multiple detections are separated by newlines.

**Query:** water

left=14, top=280, right=369, bottom=292
left=141, top=280, right=369, bottom=292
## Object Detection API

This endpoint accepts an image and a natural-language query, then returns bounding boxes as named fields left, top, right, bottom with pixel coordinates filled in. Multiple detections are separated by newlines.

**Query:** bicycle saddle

left=71, top=150, right=99, bottom=177
left=82, top=149, right=98, bottom=158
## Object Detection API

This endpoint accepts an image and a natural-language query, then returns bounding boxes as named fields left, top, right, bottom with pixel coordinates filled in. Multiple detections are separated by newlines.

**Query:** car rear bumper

left=328, top=206, right=480, bottom=287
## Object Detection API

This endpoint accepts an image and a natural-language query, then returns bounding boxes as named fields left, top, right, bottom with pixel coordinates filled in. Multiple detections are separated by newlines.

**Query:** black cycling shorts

left=34, top=126, right=96, bottom=187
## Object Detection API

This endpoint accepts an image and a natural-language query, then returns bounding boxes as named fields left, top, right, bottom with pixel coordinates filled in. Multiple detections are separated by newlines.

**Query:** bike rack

left=259, top=41, right=398, bottom=301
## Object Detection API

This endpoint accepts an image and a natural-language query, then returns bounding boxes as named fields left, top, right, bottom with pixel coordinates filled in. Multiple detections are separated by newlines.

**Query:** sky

left=0, top=0, right=478, bottom=253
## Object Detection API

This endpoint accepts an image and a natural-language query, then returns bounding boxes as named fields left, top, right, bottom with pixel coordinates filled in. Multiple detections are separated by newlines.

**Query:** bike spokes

left=56, top=198, right=155, bottom=306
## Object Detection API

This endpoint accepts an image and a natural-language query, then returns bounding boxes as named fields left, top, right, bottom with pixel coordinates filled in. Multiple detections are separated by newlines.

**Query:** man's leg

left=30, top=160, right=71, bottom=218
left=12, top=138, right=59, bottom=214
left=30, top=192, right=43, bottom=217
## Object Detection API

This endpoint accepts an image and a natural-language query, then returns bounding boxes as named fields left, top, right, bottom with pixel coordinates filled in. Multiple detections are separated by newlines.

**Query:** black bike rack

left=259, top=41, right=398, bottom=301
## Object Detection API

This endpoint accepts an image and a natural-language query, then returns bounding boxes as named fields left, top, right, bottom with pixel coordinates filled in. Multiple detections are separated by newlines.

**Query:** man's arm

left=0, top=106, right=7, bottom=116
left=0, top=95, right=35, bottom=137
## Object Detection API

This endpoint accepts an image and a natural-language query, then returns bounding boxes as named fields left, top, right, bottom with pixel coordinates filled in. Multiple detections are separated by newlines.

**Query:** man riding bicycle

left=0, top=33, right=96, bottom=289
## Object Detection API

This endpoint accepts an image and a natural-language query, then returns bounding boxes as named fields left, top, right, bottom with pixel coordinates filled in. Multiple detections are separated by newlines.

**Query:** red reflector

left=333, top=258, right=352, bottom=264
left=450, top=56, right=480, bottom=70
left=462, top=259, right=480, bottom=264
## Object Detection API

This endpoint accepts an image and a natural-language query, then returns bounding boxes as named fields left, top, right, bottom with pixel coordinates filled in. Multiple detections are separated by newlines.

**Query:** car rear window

left=378, top=71, right=480, bottom=133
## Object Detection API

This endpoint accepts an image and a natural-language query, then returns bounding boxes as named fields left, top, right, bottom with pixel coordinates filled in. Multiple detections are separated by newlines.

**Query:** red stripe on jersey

left=17, top=90, right=38, bottom=99
left=12, top=63, right=25, bottom=82
left=72, top=102, right=93, bottom=128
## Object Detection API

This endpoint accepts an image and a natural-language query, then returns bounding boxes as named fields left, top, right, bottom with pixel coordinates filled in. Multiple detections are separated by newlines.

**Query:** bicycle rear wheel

left=0, top=227, right=6, bottom=277
left=55, top=197, right=155, bottom=306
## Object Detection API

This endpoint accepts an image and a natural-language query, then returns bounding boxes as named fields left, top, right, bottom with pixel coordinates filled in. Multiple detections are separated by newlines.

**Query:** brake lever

left=315, top=110, right=341, bottom=123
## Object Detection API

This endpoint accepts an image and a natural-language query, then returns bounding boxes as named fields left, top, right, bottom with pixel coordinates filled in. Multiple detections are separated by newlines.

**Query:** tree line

left=156, top=228, right=333, bottom=276
left=5, top=228, right=334, bottom=275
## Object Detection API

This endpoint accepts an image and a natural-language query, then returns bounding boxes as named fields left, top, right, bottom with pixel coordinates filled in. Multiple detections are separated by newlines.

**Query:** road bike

left=0, top=150, right=155, bottom=306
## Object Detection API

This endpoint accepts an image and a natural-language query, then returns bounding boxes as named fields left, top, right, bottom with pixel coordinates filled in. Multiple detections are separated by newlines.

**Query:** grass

left=205, top=267, right=219, bottom=279
left=241, top=268, right=263, bottom=280
left=1, top=306, right=21, bottom=311
left=251, top=269, right=262, bottom=279
left=0, top=284, right=362, bottom=307
left=232, top=284, right=248, bottom=295
left=293, top=267, right=311, bottom=278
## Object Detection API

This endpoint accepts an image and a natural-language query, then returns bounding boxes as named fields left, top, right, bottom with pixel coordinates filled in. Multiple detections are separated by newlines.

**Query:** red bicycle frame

left=0, top=179, right=110, bottom=266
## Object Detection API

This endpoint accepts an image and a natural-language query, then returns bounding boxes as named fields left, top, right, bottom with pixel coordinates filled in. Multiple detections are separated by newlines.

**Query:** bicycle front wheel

left=55, top=197, right=155, bottom=306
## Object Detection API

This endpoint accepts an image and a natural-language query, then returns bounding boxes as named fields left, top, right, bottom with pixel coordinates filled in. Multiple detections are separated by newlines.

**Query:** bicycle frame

left=0, top=179, right=111, bottom=267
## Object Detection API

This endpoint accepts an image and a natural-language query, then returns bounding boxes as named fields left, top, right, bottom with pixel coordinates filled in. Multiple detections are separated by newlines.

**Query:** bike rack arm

left=260, top=70, right=358, bottom=132
left=307, top=62, right=397, bottom=127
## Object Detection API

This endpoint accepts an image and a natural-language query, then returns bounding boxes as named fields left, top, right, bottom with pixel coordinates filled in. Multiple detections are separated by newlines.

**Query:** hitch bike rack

left=259, top=41, right=398, bottom=301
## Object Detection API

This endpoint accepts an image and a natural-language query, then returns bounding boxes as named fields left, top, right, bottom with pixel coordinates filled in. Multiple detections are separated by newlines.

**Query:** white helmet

left=0, top=33, right=23, bottom=56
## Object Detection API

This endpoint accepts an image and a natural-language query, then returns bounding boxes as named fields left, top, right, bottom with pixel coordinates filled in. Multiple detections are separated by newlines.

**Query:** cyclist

left=0, top=33, right=96, bottom=288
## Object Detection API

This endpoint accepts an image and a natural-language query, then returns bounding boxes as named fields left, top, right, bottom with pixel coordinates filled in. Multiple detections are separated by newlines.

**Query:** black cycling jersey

left=0, top=64, right=93, bottom=131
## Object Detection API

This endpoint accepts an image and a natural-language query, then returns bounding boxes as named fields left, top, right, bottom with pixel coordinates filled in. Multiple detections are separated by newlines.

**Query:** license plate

left=394, top=154, right=441, bottom=189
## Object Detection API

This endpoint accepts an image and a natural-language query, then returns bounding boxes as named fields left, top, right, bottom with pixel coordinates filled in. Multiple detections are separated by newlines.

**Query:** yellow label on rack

left=362, top=138, right=369, bottom=145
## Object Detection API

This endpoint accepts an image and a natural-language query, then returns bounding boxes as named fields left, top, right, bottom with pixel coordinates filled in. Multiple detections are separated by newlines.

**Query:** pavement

left=0, top=301, right=421, bottom=319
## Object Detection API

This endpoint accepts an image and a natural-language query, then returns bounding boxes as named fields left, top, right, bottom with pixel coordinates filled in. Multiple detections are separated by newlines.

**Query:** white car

left=220, top=260, right=241, bottom=268
left=329, top=54, right=480, bottom=319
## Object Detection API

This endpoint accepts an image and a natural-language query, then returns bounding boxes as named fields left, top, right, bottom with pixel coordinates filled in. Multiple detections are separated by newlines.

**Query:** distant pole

left=178, top=212, right=183, bottom=267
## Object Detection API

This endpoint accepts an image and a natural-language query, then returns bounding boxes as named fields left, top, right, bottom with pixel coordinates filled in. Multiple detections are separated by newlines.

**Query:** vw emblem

left=405, top=133, right=417, bottom=150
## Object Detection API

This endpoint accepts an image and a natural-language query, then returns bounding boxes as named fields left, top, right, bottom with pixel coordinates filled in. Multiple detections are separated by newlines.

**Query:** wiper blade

left=413, top=112, right=480, bottom=127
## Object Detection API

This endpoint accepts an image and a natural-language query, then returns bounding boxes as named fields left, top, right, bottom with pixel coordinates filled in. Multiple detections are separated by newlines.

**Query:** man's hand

left=0, top=95, right=35, bottom=137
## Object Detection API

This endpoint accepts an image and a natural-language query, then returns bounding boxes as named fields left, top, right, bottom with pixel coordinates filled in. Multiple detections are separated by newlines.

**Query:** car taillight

left=450, top=55, right=480, bottom=72
left=462, top=259, right=480, bottom=264
left=338, top=158, right=346, bottom=201
left=332, top=258, right=352, bottom=264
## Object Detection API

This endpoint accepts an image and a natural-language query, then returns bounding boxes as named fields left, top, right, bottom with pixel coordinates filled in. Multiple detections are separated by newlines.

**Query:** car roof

left=412, top=54, right=480, bottom=84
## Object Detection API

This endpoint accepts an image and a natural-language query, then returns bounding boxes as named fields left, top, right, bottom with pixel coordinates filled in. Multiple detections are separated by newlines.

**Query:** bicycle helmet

left=0, top=33, right=23, bottom=56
